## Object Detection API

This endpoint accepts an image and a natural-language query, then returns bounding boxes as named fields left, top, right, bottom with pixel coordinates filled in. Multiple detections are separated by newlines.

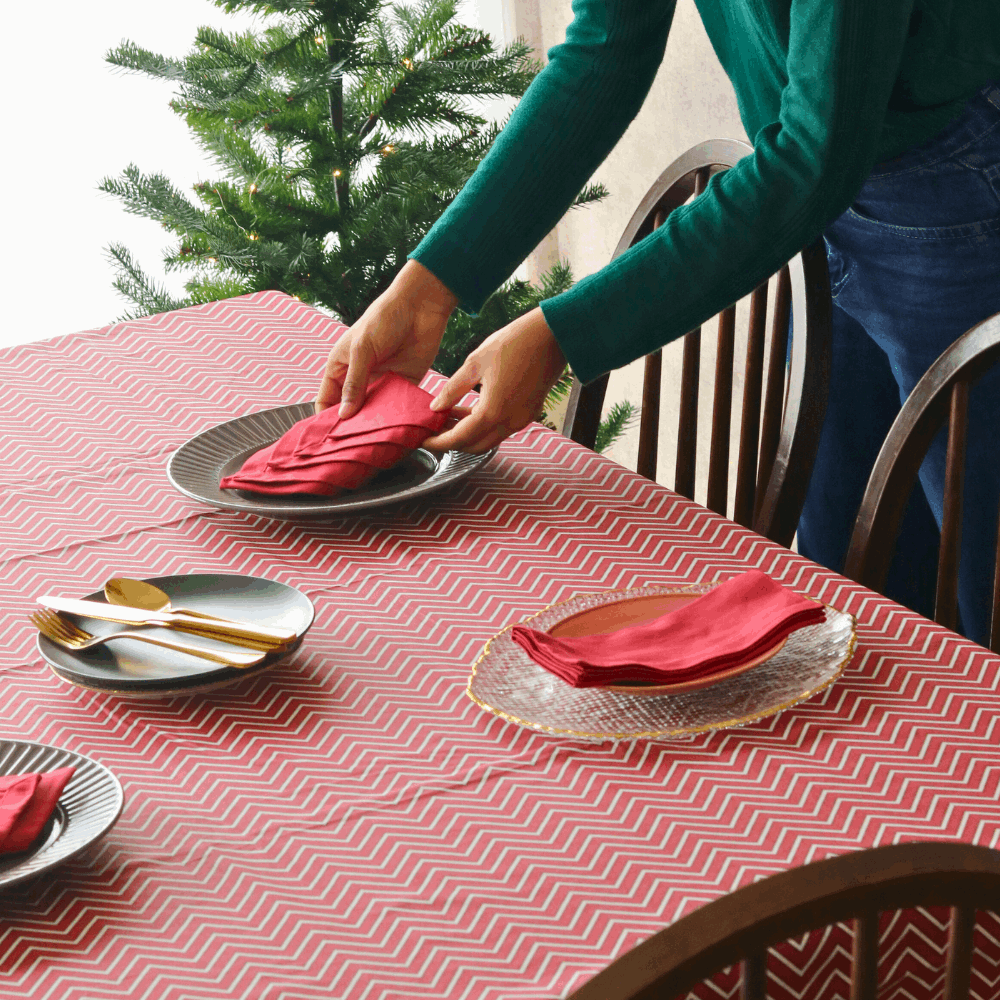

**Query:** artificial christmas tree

left=102, top=0, right=634, bottom=450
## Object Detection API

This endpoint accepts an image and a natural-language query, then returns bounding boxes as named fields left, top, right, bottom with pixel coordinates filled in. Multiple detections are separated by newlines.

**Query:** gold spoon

left=104, top=577, right=292, bottom=652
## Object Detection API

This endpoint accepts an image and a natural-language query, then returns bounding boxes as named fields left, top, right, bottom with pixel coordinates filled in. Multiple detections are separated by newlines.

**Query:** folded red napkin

left=510, top=570, right=826, bottom=688
left=220, top=373, right=448, bottom=496
left=0, top=767, right=75, bottom=854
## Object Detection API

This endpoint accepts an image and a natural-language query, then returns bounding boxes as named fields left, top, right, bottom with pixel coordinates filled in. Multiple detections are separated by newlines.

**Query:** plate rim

left=166, top=401, right=497, bottom=516
left=0, top=739, right=125, bottom=891
left=35, top=572, right=315, bottom=695
left=466, top=583, right=858, bottom=741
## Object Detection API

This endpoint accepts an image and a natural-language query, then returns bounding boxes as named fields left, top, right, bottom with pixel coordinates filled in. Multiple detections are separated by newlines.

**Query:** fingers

left=337, top=338, right=377, bottom=419
left=429, top=360, right=480, bottom=414
left=422, top=405, right=518, bottom=454
left=315, top=353, right=346, bottom=414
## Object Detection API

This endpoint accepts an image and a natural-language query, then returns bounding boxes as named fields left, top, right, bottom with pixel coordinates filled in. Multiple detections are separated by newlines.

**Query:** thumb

left=430, top=359, right=480, bottom=413
left=338, top=340, right=376, bottom=418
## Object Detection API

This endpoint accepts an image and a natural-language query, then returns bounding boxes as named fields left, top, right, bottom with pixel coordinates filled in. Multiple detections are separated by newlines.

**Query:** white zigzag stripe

left=0, top=290, right=998, bottom=1000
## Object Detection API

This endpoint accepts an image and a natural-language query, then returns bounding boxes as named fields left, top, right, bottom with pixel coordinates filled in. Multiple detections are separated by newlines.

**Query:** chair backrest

left=561, top=138, right=832, bottom=548
left=843, top=311, right=1000, bottom=649
left=565, top=841, right=1000, bottom=1000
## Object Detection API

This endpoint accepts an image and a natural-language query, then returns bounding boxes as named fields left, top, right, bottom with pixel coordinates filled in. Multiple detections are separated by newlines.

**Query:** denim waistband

left=868, top=79, right=1000, bottom=178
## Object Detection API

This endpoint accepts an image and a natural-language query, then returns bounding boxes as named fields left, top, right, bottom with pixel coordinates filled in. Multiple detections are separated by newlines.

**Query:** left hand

left=422, top=307, right=568, bottom=454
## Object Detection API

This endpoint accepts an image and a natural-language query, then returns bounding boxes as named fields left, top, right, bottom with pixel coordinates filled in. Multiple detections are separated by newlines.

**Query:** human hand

left=316, top=259, right=459, bottom=418
left=421, top=306, right=567, bottom=454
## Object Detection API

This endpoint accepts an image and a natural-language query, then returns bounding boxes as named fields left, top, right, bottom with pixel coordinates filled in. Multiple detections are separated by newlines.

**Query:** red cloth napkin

left=0, top=767, right=75, bottom=854
left=220, top=373, right=448, bottom=496
left=510, top=570, right=826, bottom=688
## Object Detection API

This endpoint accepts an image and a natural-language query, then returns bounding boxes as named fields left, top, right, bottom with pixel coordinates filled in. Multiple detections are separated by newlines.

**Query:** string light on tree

left=99, top=0, right=594, bottom=354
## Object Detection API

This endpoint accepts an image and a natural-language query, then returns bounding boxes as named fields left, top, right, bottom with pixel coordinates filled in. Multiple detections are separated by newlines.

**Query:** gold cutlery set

left=31, top=578, right=297, bottom=669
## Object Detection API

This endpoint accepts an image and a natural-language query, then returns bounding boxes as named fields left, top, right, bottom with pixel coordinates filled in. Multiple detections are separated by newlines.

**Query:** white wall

left=0, top=2, right=265, bottom=348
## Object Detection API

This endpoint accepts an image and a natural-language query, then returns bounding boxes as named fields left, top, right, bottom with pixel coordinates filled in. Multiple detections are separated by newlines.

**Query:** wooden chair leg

left=944, top=904, right=975, bottom=1000
left=734, top=284, right=768, bottom=527
left=707, top=305, right=736, bottom=516
left=563, top=373, right=610, bottom=451
left=675, top=328, right=700, bottom=500
left=741, top=950, right=767, bottom=1000
left=636, top=351, right=662, bottom=480
left=850, top=911, right=879, bottom=1000
left=991, top=497, right=1000, bottom=653
left=754, top=267, right=791, bottom=524
left=935, top=381, right=969, bottom=631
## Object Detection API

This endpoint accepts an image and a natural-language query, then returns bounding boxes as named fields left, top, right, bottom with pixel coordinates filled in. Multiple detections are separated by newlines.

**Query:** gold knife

left=37, top=596, right=297, bottom=647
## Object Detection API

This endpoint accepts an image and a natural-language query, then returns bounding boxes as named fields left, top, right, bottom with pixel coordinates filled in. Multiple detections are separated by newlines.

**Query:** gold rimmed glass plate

left=0, top=741, right=124, bottom=891
left=167, top=402, right=497, bottom=519
left=467, top=584, right=857, bottom=742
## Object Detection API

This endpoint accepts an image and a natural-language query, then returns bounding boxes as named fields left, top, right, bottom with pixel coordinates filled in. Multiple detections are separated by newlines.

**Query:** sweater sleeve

left=409, top=0, right=676, bottom=314
left=542, top=0, right=917, bottom=383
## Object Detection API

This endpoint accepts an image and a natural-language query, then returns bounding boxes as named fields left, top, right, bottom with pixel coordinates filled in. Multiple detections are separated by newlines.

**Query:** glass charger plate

left=37, top=573, right=314, bottom=696
left=467, top=584, right=857, bottom=742
left=0, top=741, right=124, bottom=891
left=167, top=402, right=496, bottom=519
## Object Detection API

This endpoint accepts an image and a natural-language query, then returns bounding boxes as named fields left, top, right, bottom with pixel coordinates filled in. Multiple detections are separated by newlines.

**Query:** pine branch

left=595, top=400, right=639, bottom=454
left=103, top=0, right=604, bottom=324
left=105, top=41, right=187, bottom=81
left=573, top=181, right=610, bottom=207
left=105, top=243, right=190, bottom=319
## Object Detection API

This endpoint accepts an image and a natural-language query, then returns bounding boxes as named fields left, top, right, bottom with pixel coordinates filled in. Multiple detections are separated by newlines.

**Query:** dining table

left=1, top=289, right=998, bottom=1000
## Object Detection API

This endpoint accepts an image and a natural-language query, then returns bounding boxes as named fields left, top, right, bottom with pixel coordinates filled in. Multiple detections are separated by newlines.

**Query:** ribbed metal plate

left=0, top=741, right=124, bottom=890
left=167, top=402, right=496, bottom=518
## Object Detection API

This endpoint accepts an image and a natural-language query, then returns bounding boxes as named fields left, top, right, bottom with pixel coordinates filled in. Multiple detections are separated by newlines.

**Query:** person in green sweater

left=316, top=0, right=1000, bottom=644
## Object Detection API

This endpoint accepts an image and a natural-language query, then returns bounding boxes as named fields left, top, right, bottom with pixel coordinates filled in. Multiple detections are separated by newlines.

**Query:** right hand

left=316, top=259, right=459, bottom=418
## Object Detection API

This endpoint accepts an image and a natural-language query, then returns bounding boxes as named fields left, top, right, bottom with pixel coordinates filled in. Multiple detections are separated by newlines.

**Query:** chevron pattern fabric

left=1, top=291, right=998, bottom=1000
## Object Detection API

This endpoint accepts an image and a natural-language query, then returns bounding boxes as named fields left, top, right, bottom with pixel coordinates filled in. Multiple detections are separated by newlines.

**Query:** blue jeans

left=798, top=80, right=1000, bottom=647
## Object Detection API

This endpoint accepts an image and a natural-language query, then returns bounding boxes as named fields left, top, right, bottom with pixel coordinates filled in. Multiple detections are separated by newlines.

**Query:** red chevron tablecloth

left=1, top=291, right=999, bottom=1000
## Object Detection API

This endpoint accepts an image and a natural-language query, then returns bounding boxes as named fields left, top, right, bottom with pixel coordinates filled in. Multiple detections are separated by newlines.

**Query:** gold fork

left=31, top=609, right=268, bottom=669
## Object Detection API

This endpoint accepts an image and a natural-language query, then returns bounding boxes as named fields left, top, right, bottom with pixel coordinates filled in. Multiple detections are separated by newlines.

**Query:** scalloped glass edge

left=466, top=584, right=857, bottom=742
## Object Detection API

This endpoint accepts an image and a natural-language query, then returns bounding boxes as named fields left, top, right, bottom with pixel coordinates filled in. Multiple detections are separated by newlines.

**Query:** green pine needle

left=595, top=400, right=639, bottom=454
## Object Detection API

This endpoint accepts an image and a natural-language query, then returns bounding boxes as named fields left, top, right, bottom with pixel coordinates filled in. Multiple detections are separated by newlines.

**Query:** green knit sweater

left=410, top=0, right=1000, bottom=384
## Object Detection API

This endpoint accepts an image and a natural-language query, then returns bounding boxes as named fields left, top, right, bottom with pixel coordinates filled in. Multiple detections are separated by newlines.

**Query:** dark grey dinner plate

left=0, top=740, right=124, bottom=891
left=36, top=574, right=314, bottom=696
left=167, top=402, right=496, bottom=519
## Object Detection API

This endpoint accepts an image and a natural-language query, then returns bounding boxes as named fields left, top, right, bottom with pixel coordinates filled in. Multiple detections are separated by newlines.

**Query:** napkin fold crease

left=511, top=570, right=826, bottom=688
left=220, top=373, right=448, bottom=496
left=0, top=767, right=75, bottom=854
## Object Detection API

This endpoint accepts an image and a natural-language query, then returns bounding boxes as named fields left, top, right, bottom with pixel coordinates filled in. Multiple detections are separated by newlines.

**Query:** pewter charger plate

left=0, top=740, right=124, bottom=891
left=167, top=402, right=496, bottom=518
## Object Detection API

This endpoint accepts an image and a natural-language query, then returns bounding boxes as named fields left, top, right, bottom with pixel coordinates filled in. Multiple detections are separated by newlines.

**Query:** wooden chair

left=565, top=841, right=1000, bottom=1000
left=843, top=311, right=1000, bottom=649
left=562, top=139, right=832, bottom=548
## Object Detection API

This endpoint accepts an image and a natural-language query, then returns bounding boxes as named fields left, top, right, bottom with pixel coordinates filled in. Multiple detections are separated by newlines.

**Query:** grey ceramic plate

left=37, top=574, right=315, bottom=696
left=0, top=740, right=124, bottom=891
left=167, top=402, right=496, bottom=518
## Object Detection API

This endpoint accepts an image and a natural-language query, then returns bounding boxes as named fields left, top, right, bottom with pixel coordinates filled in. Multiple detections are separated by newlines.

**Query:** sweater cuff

left=540, top=286, right=621, bottom=386
left=408, top=242, right=489, bottom=317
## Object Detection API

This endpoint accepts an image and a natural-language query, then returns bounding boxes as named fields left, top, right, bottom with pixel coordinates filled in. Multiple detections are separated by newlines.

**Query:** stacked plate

left=36, top=574, right=315, bottom=696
